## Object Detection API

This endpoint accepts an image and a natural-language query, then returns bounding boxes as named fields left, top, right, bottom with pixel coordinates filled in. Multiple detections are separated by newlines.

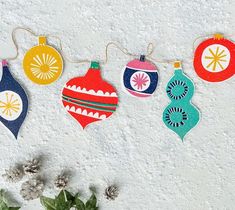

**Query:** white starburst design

left=30, top=53, right=59, bottom=80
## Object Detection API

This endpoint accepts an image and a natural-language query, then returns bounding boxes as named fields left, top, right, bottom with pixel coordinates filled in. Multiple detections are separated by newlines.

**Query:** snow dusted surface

left=0, top=0, right=234, bottom=209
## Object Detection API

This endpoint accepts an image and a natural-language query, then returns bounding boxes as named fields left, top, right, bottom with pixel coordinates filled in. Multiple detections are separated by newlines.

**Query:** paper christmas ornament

left=163, top=61, right=200, bottom=141
left=123, top=55, right=158, bottom=97
left=62, top=61, right=118, bottom=129
left=23, top=36, right=63, bottom=85
left=194, top=34, right=235, bottom=82
left=0, top=60, right=28, bottom=138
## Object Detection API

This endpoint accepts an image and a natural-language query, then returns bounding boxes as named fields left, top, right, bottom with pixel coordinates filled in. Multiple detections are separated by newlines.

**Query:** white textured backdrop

left=0, top=0, right=234, bottom=209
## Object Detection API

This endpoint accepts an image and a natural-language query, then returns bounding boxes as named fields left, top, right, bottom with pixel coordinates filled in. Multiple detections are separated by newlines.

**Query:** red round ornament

left=62, top=61, right=118, bottom=129
left=194, top=34, right=235, bottom=82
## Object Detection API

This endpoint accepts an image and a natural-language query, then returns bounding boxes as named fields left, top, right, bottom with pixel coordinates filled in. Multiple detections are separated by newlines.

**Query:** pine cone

left=54, top=174, right=69, bottom=189
left=20, top=179, right=44, bottom=200
left=2, top=167, right=23, bottom=183
left=23, top=159, right=40, bottom=175
left=105, top=185, right=119, bottom=200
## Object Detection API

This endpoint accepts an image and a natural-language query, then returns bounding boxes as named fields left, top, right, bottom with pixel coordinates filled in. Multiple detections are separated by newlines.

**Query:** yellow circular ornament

left=23, top=36, right=63, bottom=85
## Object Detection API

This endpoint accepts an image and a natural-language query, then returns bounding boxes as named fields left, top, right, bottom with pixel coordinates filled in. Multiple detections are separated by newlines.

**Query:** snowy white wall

left=0, top=0, right=234, bottom=209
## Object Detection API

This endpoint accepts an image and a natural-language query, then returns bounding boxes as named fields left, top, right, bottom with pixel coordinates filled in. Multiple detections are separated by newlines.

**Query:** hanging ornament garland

left=0, top=60, right=28, bottom=138
left=62, top=61, right=118, bottom=129
left=163, top=61, right=200, bottom=141
left=194, top=33, right=235, bottom=82
left=123, top=55, right=159, bottom=97
left=1, top=26, right=234, bottom=139
left=23, top=36, right=63, bottom=85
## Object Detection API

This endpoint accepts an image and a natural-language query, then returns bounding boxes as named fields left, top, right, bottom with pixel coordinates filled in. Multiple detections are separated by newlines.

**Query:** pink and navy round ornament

left=122, top=55, right=158, bottom=97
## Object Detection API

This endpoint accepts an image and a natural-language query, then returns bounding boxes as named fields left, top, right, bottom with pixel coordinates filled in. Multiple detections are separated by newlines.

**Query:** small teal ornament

left=163, top=61, right=200, bottom=141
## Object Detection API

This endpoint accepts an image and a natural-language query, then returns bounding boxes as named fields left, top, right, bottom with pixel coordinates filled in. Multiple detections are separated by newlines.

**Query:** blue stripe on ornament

left=123, top=67, right=158, bottom=94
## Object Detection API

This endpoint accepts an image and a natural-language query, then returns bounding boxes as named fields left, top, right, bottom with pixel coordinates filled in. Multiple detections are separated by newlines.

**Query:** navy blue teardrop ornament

left=0, top=60, right=28, bottom=139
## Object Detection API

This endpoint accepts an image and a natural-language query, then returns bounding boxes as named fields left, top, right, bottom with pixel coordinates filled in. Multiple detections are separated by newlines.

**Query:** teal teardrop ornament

left=163, top=61, right=200, bottom=141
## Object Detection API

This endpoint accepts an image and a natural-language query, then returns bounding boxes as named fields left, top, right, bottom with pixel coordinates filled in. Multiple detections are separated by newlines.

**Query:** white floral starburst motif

left=30, top=53, right=59, bottom=80
left=0, top=91, right=23, bottom=121
left=202, top=44, right=230, bottom=72
left=130, top=71, right=150, bottom=91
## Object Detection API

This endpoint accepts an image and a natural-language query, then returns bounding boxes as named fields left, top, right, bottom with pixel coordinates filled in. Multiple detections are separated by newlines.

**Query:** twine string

left=1, top=27, right=38, bottom=61
left=102, top=41, right=139, bottom=64
left=103, top=41, right=174, bottom=65
left=1, top=26, right=229, bottom=67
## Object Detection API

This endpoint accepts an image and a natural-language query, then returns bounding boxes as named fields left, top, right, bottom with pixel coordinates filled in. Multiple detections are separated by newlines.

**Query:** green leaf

left=40, top=189, right=99, bottom=210
left=40, top=196, right=56, bottom=210
left=85, top=193, right=97, bottom=210
left=0, top=190, right=4, bottom=199
left=0, top=190, right=7, bottom=209
left=55, top=201, right=72, bottom=210
left=0, top=190, right=21, bottom=210
left=55, top=190, right=75, bottom=210
left=75, top=194, right=85, bottom=210
left=0, top=202, right=7, bottom=209
left=40, top=190, right=77, bottom=210
left=56, top=190, right=74, bottom=203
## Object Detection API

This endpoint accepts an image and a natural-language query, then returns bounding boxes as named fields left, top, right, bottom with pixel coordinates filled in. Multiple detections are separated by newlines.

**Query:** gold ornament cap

left=174, top=61, right=182, bottom=69
left=213, top=33, right=224, bottom=40
left=38, top=36, right=47, bottom=45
